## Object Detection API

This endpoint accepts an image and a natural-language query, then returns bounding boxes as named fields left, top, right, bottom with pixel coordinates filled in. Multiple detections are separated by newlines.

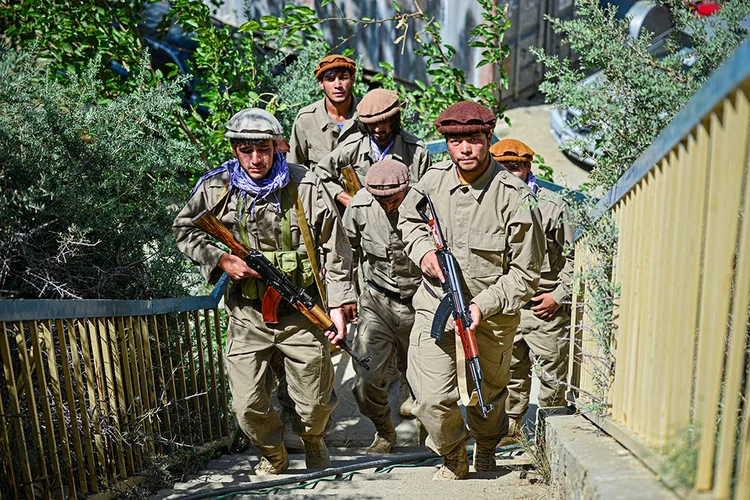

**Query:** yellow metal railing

left=0, top=281, right=231, bottom=499
left=569, top=40, right=750, bottom=498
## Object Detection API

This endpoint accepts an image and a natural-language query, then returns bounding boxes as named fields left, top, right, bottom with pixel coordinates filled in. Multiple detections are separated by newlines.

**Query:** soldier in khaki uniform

left=342, top=159, right=423, bottom=453
left=489, top=139, right=574, bottom=445
left=313, top=89, right=431, bottom=207
left=398, top=102, right=544, bottom=479
left=288, top=55, right=360, bottom=167
left=173, top=109, right=357, bottom=475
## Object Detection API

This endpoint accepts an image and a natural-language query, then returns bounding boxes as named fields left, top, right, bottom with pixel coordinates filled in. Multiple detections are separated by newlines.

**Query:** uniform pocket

left=466, top=229, right=507, bottom=278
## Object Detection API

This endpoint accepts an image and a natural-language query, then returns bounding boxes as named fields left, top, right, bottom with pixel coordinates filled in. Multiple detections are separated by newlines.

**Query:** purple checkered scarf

left=526, top=170, right=539, bottom=194
left=190, top=151, right=291, bottom=214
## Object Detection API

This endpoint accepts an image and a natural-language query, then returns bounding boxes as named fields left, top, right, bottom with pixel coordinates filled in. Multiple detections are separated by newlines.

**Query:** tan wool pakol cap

left=435, top=101, right=496, bottom=135
left=314, top=54, right=356, bottom=79
left=357, top=89, right=401, bottom=124
left=490, top=139, right=535, bottom=163
left=365, top=159, right=409, bottom=197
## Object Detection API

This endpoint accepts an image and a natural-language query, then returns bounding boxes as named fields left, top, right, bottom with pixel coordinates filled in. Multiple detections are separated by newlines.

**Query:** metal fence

left=569, top=39, right=750, bottom=498
left=0, top=277, right=230, bottom=499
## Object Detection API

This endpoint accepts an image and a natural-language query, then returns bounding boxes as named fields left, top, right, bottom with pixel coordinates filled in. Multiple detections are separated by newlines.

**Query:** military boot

left=254, top=445, right=289, bottom=476
left=433, top=445, right=469, bottom=480
left=398, top=375, right=415, bottom=417
left=498, top=415, right=524, bottom=447
left=303, top=437, right=331, bottom=469
left=472, top=443, right=497, bottom=472
left=367, top=418, right=397, bottom=454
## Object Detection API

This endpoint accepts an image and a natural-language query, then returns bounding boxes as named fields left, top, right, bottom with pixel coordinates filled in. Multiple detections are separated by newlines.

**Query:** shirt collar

left=364, top=132, right=404, bottom=162
left=448, top=158, right=497, bottom=201
left=316, top=96, right=359, bottom=132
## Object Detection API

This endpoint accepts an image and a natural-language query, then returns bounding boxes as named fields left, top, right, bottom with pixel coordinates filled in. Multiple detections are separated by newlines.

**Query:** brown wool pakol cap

left=435, top=101, right=496, bottom=135
left=365, top=159, right=410, bottom=197
left=490, top=139, right=535, bottom=163
left=314, top=54, right=356, bottom=79
left=357, top=89, right=401, bottom=124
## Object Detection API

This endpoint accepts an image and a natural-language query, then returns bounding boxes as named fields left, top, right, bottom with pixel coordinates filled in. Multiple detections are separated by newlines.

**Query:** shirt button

left=502, top=172, right=508, bottom=179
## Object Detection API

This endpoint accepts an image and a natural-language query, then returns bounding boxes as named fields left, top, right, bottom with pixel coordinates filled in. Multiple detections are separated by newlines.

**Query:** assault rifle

left=192, top=209, right=371, bottom=371
left=340, top=166, right=363, bottom=196
left=416, top=193, right=494, bottom=418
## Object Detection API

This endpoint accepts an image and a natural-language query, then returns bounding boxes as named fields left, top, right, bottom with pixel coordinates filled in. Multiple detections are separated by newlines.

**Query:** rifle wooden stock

left=340, top=166, right=363, bottom=196
left=192, top=209, right=251, bottom=259
left=191, top=208, right=372, bottom=370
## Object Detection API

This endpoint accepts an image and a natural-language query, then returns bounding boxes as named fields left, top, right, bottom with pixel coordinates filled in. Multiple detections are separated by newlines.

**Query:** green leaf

left=342, top=47, right=355, bottom=57
left=392, top=1, right=401, bottom=13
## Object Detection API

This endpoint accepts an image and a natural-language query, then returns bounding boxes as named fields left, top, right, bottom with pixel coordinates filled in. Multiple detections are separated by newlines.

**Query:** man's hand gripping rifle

left=192, top=209, right=371, bottom=371
left=416, top=193, right=494, bottom=418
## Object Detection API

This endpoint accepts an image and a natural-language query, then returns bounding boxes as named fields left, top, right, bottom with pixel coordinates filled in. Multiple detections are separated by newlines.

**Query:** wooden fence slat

left=713, top=88, right=750, bottom=499
left=174, top=314, right=190, bottom=445
left=610, top=193, right=631, bottom=424
left=42, top=320, right=76, bottom=498
left=663, top=141, right=691, bottom=437
left=81, top=319, right=108, bottom=489
left=101, top=318, right=127, bottom=480
left=90, top=317, right=117, bottom=484
left=132, top=317, right=154, bottom=455
left=72, top=320, right=98, bottom=493
left=0, top=352, right=19, bottom=499
left=121, top=317, right=142, bottom=472
left=623, top=179, right=646, bottom=430
left=29, top=321, right=64, bottom=497
left=183, top=312, right=203, bottom=444
left=62, top=319, right=87, bottom=495
left=161, top=315, right=182, bottom=443
left=110, top=317, right=133, bottom=475
left=1, top=322, right=31, bottom=499
left=139, top=317, right=161, bottom=454
left=693, top=100, right=746, bottom=491
left=194, top=311, right=212, bottom=441
left=204, top=310, right=219, bottom=439
left=213, top=311, right=229, bottom=437
left=14, top=321, right=51, bottom=499
left=151, top=315, right=173, bottom=448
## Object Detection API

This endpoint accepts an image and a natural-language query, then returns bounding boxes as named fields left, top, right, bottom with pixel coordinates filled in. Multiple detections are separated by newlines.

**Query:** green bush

left=0, top=51, right=202, bottom=299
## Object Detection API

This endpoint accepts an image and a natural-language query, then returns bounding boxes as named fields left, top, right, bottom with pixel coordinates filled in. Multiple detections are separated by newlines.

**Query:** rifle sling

left=286, top=181, right=328, bottom=310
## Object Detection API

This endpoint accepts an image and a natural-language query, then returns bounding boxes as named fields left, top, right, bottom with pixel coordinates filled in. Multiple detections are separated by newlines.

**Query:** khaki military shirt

left=313, top=130, right=431, bottom=199
left=398, top=159, right=544, bottom=323
left=536, top=186, right=575, bottom=305
left=173, top=163, right=357, bottom=308
left=287, top=97, right=360, bottom=167
left=343, top=189, right=422, bottom=299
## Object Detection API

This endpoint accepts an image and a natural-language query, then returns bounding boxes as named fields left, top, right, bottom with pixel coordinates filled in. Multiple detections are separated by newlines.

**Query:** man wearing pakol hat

left=314, top=88, right=431, bottom=207
left=342, top=159, right=423, bottom=453
left=173, top=108, right=358, bottom=475
left=398, top=102, right=544, bottom=479
left=489, top=139, right=574, bottom=446
left=288, top=54, right=360, bottom=167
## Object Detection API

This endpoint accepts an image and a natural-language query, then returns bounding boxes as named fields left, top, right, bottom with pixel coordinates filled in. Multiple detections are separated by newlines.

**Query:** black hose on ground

left=174, top=445, right=520, bottom=500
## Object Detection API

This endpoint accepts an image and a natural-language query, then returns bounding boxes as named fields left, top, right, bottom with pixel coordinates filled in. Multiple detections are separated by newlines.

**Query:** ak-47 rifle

left=339, top=166, right=363, bottom=196
left=416, top=193, right=494, bottom=418
left=192, top=209, right=371, bottom=371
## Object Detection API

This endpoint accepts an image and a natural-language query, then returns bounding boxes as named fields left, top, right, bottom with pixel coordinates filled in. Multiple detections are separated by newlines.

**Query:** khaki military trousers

left=506, top=307, right=570, bottom=418
left=407, top=292, right=516, bottom=456
left=352, top=287, right=414, bottom=426
left=225, top=302, right=337, bottom=458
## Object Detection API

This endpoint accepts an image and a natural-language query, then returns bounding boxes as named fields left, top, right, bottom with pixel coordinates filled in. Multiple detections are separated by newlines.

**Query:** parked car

left=549, top=1, right=675, bottom=165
